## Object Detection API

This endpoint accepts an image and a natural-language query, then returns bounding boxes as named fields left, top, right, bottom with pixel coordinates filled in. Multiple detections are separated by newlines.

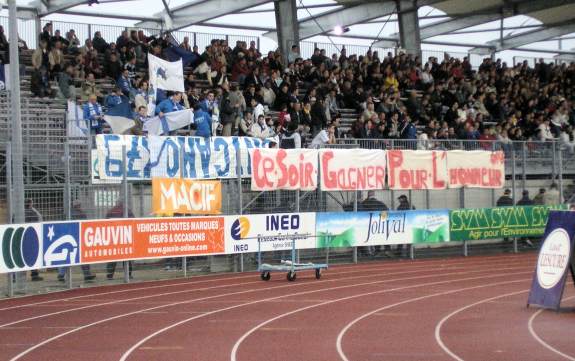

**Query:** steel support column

left=397, top=0, right=421, bottom=57
left=274, top=0, right=299, bottom=65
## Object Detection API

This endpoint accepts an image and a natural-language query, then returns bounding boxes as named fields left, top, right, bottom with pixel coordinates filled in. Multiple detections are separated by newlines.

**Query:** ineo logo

left=537, top=228, right=571, bottom=290
left=43, top=224, right=79, bottom=267
left=1, top=226, right=40, bottom=270
left=231, top=217, right=250, bottom=240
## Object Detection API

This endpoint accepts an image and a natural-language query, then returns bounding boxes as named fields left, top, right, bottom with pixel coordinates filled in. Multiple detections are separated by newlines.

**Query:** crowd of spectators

left=2, top=22, right=575, bottom=150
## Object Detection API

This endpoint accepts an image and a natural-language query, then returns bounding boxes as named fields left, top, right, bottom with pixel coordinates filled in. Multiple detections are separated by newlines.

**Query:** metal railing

left=0, top=132, right=569, bottom=297
left=299, top=40, right=395, bottom=60
left=0, top=16, right=258, bottom=51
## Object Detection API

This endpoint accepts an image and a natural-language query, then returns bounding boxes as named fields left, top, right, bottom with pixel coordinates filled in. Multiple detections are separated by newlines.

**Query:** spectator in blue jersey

left=116, top=68, right=133, bottom=97
left=200, top=90, right=216, bottom=116
left=193, top=103, right=212, bottom=137
left=155, top=91, right=184, bottom=117
left=105, top=87, right=124, bottom=109
left=400, top=115, right=417, bottom=140
left=83, top=94, right=104, bottom=134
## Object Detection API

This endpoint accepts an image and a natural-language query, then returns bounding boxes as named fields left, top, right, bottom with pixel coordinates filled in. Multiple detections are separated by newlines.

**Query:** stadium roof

left=7, top=0, right=575, bottom=57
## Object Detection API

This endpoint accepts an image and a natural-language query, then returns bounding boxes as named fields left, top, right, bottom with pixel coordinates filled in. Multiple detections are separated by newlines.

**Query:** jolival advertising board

left=315, top=210, right=450, bottom=248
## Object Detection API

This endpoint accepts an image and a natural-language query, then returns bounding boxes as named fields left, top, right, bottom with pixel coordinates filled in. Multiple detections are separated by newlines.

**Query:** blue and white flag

left=148, top=54, right=185, bottom=92
left=66, top=100, right=89, bottom=139
left=143, top=109, right=194, bottom=136
left=104, top=96, right=136, bottom=134
left=165, top=46, right=201, bottom=68
left=0, top=63, right=9, bottom=91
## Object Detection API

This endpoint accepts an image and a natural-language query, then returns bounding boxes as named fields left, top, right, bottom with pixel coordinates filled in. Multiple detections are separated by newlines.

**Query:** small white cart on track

left=257, top=234, right=328, bottom=282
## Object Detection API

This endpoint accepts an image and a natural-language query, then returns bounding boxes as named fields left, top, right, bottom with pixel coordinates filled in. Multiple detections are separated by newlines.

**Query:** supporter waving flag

left=143, top=108, right=194, bottom=136
left=103, top=95, right=136, bottom=134
left=165, top=46, right=201, bottom=68
left=148, top=54, right=185, bottom=92
left=66, top=100, right=88, bottom=138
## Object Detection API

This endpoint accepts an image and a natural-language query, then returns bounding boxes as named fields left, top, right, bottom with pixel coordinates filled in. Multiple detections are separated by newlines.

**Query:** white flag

left=103, top=115, right=136, bottom=135
left=143, top=109, right=194, bottom=136
left=148, top=54, right=185, bottom=92
left=66, top=100, right=88, bottom=139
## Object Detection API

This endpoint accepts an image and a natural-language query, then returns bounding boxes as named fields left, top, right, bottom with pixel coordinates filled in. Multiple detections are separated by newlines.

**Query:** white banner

left=148, top=54, right=185, bottom=92
left=447, top=151, right=505, bottom=189
left=387, top=150, right=448, bottom=190
left=224, top=213, right=316, bottom=254
left=95, top=135, right=272, bottom=181
left=319, top=149, right=386, bottom=191
left=250, top=148, right=319, bottom=191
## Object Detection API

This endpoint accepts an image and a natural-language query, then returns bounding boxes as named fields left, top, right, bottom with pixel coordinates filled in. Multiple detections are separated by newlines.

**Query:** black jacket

left=496, top=195, right=514, bottom=207
left=360, top=197, right=388, bottom=212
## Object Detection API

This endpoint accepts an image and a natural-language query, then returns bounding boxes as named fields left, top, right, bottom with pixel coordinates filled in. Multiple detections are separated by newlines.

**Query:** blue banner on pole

left=527, top=211, right=575, bottom=310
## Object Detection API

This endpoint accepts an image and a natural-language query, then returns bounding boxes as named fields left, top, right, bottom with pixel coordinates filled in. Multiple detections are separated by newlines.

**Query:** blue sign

left=527, top=211, right=575, bottom=310
left=42, top=222, right=80, bottom=267
left=95, top=135, right=273, bottom=181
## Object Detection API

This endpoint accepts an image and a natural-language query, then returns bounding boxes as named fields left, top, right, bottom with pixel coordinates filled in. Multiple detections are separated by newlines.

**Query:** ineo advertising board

left=527, top=211, right=575, bottom=310
left=224, top=213, right=316, bottom=254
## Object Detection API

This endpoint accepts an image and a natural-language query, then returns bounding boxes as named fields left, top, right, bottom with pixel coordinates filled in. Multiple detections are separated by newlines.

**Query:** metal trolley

left=257, top=233, right=329, bottom=282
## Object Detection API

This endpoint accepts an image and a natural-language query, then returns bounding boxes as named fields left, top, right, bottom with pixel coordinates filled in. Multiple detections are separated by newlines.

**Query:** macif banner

left=527, top=211, right=575, bottom=310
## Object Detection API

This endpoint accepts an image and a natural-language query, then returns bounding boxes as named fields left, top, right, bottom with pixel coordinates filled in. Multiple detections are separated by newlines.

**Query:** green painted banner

left=449, top=205, right=568, bottom=241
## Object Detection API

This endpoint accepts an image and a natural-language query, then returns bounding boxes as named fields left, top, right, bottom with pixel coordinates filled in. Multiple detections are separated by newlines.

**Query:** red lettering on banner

left=252, top=149, right=273, bottom=189
left=252, top=149, right=316, bottom=190
left=449, top=167, right=503, bottom=187
left=322, top=151, right=337, bottom=189
left=304, top=163, right=314, bottom=188
left=276, top=150, right=288, bottom=187
left=387, top=151, right=403, bottom=188
left=432, top=151, right=446, bottom=188
left=321, top=151, right=386, bottom=190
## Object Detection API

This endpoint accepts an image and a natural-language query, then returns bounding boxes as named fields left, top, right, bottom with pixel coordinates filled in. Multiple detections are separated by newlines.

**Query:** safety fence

left=512, top=55, right=571, bottom=67
left=0, top=16, right=259, bottom=52
left=1, top=16, right=497, bottom=68
left=0, top=132, right=572, bottom=297
left=0, top=202, right=566, bottom=296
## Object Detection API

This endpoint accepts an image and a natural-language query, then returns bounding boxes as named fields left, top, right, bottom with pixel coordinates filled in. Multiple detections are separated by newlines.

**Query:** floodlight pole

left=8, top=0, right=24, bottom=224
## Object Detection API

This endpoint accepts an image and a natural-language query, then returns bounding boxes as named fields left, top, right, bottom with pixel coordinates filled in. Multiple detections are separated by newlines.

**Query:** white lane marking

left=0, top=257, right=518, bottom=328
left=145, top=272, right=528, bottom=361
left=528, top=296, right=575, bottom=361
left=241, top=278, right=531, bottom=361
left=0, top=254, right=531, bottom=312
left=433, top=289, right=529, bottom=361
left=119, top=267, right=532, bottom=361
left=9, top=259, right=532, bottom=361
left=0, top=274, right=255, bottom=311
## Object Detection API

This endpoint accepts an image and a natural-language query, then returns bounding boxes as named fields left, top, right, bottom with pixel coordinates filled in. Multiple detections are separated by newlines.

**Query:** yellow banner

left=152, top=178, right=222, bottom=215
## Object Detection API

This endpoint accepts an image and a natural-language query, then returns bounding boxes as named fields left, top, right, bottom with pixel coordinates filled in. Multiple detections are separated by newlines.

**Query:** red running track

left=0, top=253, right=573, bottom=361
